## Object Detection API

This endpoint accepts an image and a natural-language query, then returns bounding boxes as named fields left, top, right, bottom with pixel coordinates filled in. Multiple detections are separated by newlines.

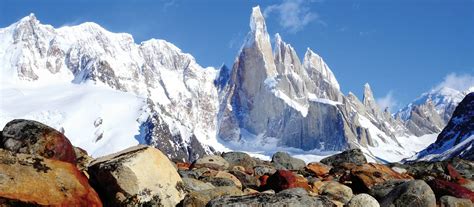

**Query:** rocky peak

left=303, top=48, right=340, bottom=91
left=273, top=33, right=303, bottom=75
left=363, top=83, right=379, bottom=111
left=249, top=6, right=267, bottom=40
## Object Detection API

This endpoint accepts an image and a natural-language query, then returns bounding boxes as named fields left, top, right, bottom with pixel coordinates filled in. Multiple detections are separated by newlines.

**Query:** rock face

left=0, top=149, right=101, bottom=206
left=410, top=92, right=474, bottom=161
left=439, top=195, right=473, bottom=207
left=320, top=149, right=367, bottom=167
left=380, top=180, right=436, bottom=207
left=88, top=145, right=185, bottom=206
left=1, top=119, right=76, bottom=164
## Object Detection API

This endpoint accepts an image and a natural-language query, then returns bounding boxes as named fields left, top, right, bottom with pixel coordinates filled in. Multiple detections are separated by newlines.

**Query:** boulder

left=0, top=149, right=101, bottom=206
left=230, top=170, right=260, bottom=190
left=368, top=180, right=407, bottom=200
left=254, top=164, right=276, bottom=176
left=427, top=179, right=474, bottom=202
left=192, top=155, right=229, bottom=171
left=347, top=193, right=380, bottom=207
left=440, top=195, right=473, bottom=207
left=200, top=176, right=238, bottom=188
left=271, top=151, right=306, bottom=170
left=74, top=146, right=93, bottom=173
left=266, top=170, right=299, bottom=192
left=207, top=188, right=336, bottom=207
left=182, top=178, right=215, bottom=192
left=320, top=181, right=353, bottom=204
left=306, top=162, right=331, bottom=177
left=215, top=171, right=243, bottom=189
left=222, top=151, right=256, bottom=173
left=320, top=149, right=367, bottom=167
left=380, top=180, right=436, bottom=207
left=176, top=162, right=192, bottom=170
left=1, top=119, right=76, bottom=163
left=182, top=186, right=242, bottom=207
left=350, top=163, right=413, bottom=192
left=88, top=145, right=185, bottom=206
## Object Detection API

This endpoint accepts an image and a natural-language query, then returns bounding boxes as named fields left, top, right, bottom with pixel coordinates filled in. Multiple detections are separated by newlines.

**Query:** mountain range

left=0, top=7, right=472, bottom=163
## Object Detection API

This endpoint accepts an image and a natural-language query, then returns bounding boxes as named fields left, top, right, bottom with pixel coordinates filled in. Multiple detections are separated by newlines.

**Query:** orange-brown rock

left=0, top=149, right=101, bottom=206
left=310, top=180, right=325, bottom=194
left=306, top=162, right=331, bottom=177
left=176, top=162, right=192, bottom=170
left=295, top=175, right=311, bottom=191
left=350, top=163, right=413, bottom=190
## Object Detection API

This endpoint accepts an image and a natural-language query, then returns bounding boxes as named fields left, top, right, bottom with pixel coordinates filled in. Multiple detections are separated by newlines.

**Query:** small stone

left=230, top=170, right=260, bottom=190
left=254, top=165, right=276, bottom=176
left=182, top=186, right=242, bottom=207
left=222, top=151, right=256, bottom=173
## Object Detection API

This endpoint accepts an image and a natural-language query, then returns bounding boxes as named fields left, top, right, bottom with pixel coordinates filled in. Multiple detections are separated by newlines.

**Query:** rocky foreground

left=0, top=119, right=473, bottom=206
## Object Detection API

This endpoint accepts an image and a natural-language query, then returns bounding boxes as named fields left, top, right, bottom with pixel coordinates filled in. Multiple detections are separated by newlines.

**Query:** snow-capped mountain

left=407, top=92, right=474, bottom=161
left=0, top=7, right=463, bottom=163
left=396, top=86, right=474, bottom=136
left=0, top=13, right=225, bottom=161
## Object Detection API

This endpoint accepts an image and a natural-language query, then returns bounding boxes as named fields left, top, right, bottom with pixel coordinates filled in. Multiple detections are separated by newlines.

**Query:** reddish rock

left=1, top=119, right=76, bottom=164
left=447, top=163, right=469, bottom=185
left=176, top=162, right=191, bottom=170
left=306, top=162, right=331, bottom=177
left=0, top=149, right=101, bottom=206
left=350, top=163, right=413, bottom=190
left=259, top=175, right=270, bottom=187
left=428, top=179, right=474, bottom=202
left=266, top=170, right=298, bottom=192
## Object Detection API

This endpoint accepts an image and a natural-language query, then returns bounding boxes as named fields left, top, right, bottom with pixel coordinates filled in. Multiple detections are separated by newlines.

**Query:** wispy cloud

left=264, top=0, right=323, bottom=33
left=377, top=91, right=399, bottom=112
left=434, top=73, right=474, bottom=91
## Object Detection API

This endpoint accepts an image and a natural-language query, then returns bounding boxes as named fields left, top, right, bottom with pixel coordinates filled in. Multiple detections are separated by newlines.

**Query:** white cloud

left=264, top=0, right=322, bottom=33
left=377, top=91, right=398, bottom=112
left=434, top=73, right=474, bottom=91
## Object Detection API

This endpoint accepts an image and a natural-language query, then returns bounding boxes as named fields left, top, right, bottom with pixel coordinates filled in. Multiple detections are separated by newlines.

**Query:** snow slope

left=0, top=81, right=146, bottom=157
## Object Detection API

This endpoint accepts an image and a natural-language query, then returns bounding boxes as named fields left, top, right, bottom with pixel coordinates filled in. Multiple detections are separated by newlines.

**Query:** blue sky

left=1, top=0, right=473, bottom=110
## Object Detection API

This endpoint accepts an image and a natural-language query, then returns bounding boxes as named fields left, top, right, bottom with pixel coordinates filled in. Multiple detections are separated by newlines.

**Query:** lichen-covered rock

left=88, top=145, right=185, bottom=206
left=230, top=170, right=260, bottom=190
left=182, top=178, right=215, bottom=192
left=207, top=187, right=336, bottom=207
left=0, top=149, right=101, bottom=206
left=182, top=186, right=242, bottom=207
left=347, top=193, right=380, bottom=207
left=320, top=149, right=367, bottom=167
left=439, top=195, right=473, bottom=207
left=368, top=180, right=407, bottom=200
left=192, top=155, right=230, bottom=171
left=380, top=180, right=436, bottom=207
left=320, top=181, right=353, bottom=204
left=272, top=151, right=306, bottom=170
left=215, top=171, right=243, bottom=189
left=74, top=146, right=93, bottom=173
left=1, top=119, right=76, bottom=163
left=254, top=164, right=276, bottom=176
left=222, top=151, right=256, bottom=173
